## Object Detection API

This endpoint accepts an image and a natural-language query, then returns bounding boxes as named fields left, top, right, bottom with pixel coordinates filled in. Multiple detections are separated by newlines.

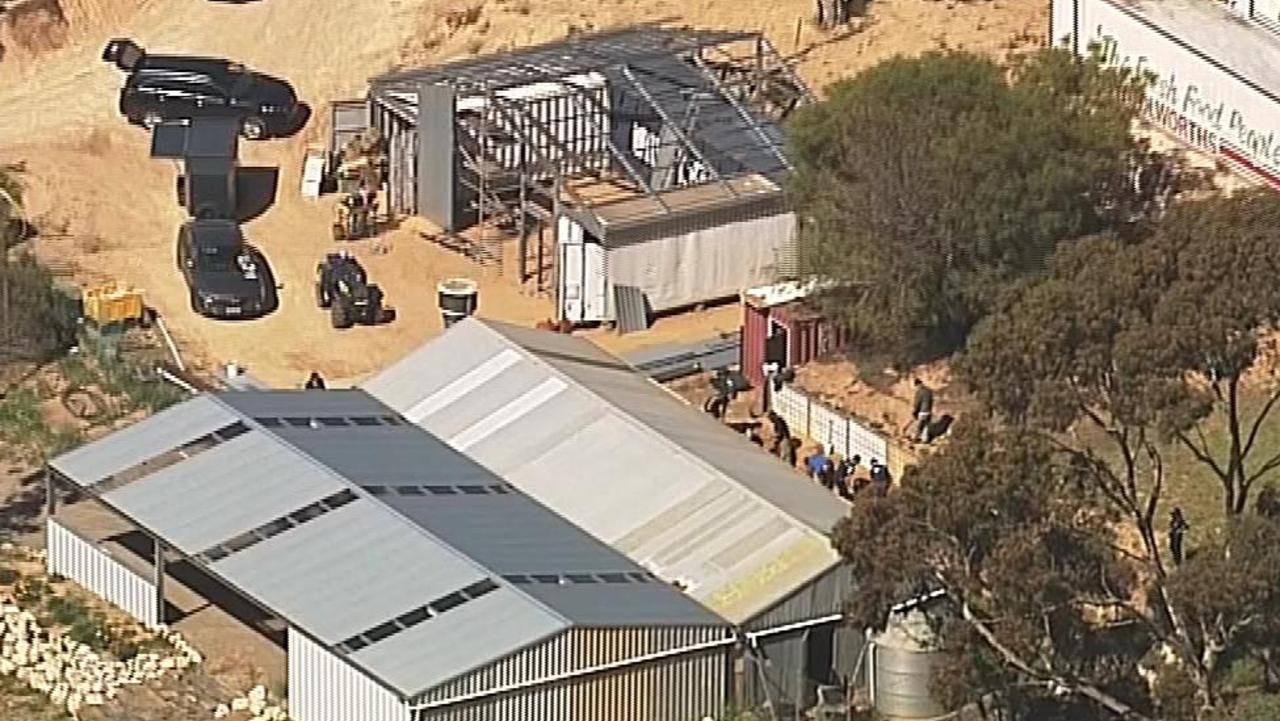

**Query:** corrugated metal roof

left=50, top=395, right=238, bottom=483
left=48, top=391, right=725, bottom=698
left=102, top=431, right=345, bottom=554
left=361, top=319, right=849, bottom=623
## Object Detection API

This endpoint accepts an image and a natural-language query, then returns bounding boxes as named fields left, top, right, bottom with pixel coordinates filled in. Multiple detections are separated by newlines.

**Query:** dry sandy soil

left=0, top=0, right=1046, bottom=388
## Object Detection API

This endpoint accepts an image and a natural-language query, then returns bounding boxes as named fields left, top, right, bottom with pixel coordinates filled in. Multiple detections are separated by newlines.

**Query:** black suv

left=104, top=39, right=299, bottom=139
left=177, top=220, right=271, bottom=318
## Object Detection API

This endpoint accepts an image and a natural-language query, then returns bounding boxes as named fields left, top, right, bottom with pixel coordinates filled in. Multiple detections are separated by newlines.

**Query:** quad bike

left=315, top=253, right=387, bottom=329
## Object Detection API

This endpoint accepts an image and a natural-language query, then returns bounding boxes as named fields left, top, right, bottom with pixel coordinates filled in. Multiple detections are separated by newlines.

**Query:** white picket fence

left=773, top=383, right=892, bottom=469
left=46, top=519, right=159, bottom=629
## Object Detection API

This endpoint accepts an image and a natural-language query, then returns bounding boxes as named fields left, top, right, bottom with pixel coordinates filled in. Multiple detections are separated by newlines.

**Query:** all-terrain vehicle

left=315, top=253, right=387, bottom=329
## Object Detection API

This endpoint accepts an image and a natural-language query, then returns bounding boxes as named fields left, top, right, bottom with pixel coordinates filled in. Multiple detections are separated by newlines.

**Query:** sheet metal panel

left=50, top=395, right=238, bottom=485
left=361, top=319, right=846, bottom=624
left=211, top=499, right=491, bottom=645
left=352, top=587, right=567, bottom=697
left=102, top=431, right=346, bottom=554
left=46, top=519, right=159, bottom=629
left=417, top=626, right=730, bottom=721
left=417, top=84, right=458, bottom=231
left=288, top=627, right=410, bottom=721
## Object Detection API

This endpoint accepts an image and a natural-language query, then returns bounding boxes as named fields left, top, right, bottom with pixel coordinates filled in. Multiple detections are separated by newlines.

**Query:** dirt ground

left=0, top=0, right=1047, bottom=389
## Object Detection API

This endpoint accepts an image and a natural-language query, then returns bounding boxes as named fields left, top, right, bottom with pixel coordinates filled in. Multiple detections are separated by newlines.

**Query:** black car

left=177, top=220, right=270, bottom=318
left=104, top=39, right=299, bottom=139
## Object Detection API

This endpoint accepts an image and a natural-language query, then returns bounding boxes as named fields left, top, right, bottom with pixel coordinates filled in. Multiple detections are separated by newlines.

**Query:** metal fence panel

left=45, top=519, right=158, bottom=629
left=773, top=384, right=891, bottom=467
left=288, top=627, right=409, bottom=721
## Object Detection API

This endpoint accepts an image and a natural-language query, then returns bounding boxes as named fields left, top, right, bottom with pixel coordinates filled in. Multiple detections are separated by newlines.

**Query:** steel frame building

left=363, top=319, right=863, bottom=715
left=367, top=26, right=811, bottom=328
left=45, top=390, right=734, bottom=721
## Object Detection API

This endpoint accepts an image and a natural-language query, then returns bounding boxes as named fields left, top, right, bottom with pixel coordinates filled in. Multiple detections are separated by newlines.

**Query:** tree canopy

left=0, top=165, right=76, bottom=363
left=786, top=47, right=1165, bottom=363
left=861, top=190, right=1280, bottom=719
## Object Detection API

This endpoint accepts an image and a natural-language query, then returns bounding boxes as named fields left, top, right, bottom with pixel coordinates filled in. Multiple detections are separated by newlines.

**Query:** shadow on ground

left=110, top=529, right=286, bottom=649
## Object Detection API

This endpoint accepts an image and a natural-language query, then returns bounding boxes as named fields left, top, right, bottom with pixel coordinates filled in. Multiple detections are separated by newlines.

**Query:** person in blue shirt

left=806, top=445, right=831, bottom=485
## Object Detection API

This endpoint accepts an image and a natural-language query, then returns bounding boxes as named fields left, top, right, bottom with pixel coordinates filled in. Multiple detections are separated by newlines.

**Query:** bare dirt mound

left=0, top=0, right=145, bottom=62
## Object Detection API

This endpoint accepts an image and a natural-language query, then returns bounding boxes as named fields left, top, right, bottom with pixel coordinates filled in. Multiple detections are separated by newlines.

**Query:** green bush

left=16, top=577, right=49, bottom=606
left=46, top=595, right=91, bottom=626
left=0, top=566, right=19, bottom=585
left=68, top=616, right=113, bottom=650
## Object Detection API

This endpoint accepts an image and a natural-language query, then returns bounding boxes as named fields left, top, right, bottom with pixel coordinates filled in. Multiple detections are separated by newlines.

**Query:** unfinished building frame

left=369, top=26, right=811, bottom=326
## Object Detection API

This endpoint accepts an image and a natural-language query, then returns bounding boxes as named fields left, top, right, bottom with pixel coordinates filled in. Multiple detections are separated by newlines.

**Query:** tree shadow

left=235, top=167, right=279, bottom=222
left=0, top=469, right=45, bottom=541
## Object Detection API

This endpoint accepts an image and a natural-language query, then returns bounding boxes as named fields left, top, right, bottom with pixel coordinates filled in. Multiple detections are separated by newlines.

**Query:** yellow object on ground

left=82, top=281, right=145, bottom=325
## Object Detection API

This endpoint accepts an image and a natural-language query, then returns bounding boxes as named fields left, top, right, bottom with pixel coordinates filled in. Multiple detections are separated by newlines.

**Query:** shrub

left=16, top=576, right=49, bottom=605
left=0, top=566, right=19, bottom=585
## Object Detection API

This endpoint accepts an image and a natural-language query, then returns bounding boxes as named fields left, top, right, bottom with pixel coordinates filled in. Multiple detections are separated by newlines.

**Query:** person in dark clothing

left=835, top=454, right=859, bottom=499
left=768, top=411, right=792, bottom=456
left=869, top=459, right=891, bottom=497
left=782, top=438, right=798, bottom=468
left=1169, top=507, right=1190, bottom=566
left=910, top=378, right=935, bottom=443
left=304, top=372, right=326, bottom=390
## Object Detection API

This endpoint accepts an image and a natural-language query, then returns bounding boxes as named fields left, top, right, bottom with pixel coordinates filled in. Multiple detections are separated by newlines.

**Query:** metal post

left=44, top=469, right=56, bottom=517
left=153, top=536, right=166, bottom=625
left=518, top=145, right=528, bottom=284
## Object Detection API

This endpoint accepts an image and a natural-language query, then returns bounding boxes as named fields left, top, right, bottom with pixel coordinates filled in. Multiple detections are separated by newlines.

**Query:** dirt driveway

left=0, top=0, right=1047, bottom=388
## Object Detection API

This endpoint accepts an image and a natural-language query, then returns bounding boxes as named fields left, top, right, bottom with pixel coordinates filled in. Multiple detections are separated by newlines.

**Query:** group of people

left=805, top=445, right=891, bottom=501
left=744, top=409, right=892, bottom=501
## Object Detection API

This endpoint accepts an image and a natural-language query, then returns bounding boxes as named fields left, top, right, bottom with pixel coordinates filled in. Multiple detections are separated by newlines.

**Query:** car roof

left=136, top=55, right=239, bottom=74
left=186, top=220, right=242, bottom=248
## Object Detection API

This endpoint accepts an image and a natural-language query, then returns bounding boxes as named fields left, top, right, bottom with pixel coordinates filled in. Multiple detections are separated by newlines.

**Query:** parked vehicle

left=103, top=38, right=299, bottom=139
left=315, top=253, right=387, bottom=329
left=177, top=220, right=271, bottom=318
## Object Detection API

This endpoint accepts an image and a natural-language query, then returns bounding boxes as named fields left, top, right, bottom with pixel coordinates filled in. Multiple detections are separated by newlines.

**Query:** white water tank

left=870, top=609, right=949, bottom=719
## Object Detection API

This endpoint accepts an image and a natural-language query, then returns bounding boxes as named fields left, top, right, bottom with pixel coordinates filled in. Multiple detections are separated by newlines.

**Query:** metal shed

left=367, top=26, right=810, bottom=322
left=46, top=390, right=733, bottom=721
left=740, top=280, right=850, bottom=388
left=362, top=318, right=863, bottom=713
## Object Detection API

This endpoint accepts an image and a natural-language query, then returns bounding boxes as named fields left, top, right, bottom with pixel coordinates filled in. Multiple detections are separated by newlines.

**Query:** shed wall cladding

left=415, top=626, right=729, bottom=721
left=46, top=518, right=159, bottom=629
left=742, top=564, right=863, bottom=710
left=1053, top=0, right=1280, bottom=185
left=740, top=301, right=770, bottom=386
left=288, top=627, right=410, bottom=721
left=606, top=212, right=794, bottom=313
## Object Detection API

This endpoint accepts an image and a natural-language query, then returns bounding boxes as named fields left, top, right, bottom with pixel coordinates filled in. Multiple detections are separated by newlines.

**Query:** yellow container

left=83, top=281, right=145, bottom=325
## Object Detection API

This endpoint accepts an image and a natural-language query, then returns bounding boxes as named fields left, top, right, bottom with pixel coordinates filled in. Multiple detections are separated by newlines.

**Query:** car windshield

left=228, top=71, right=255, bottom=96
left=197, top=246, right=236, bottom=272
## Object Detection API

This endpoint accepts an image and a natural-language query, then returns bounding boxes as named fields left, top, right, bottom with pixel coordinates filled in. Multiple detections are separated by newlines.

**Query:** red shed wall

left=741, top=301, right=771, bottom=387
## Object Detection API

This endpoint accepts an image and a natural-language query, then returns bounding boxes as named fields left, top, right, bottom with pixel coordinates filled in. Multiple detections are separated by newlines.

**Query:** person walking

left=869, top=459, right=891, bottom=497
left=910, top=378, right=934, bottom=443
left=1169, top=507, right=1190, bottom=566
left=768, top=411, right=792, bottom=456
left=304, top=371, right=326, bottom=390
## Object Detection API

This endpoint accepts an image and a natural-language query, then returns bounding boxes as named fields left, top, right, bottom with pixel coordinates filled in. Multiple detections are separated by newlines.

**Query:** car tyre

left=241, top=116, right=266, bottom=140
left=316, top=282, right=331, bottom=309
left=331, top=301, right=352, bottom=329
left=189, top=289, right=203, bottom=315
left=142, top=110, right=163, bottom=130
